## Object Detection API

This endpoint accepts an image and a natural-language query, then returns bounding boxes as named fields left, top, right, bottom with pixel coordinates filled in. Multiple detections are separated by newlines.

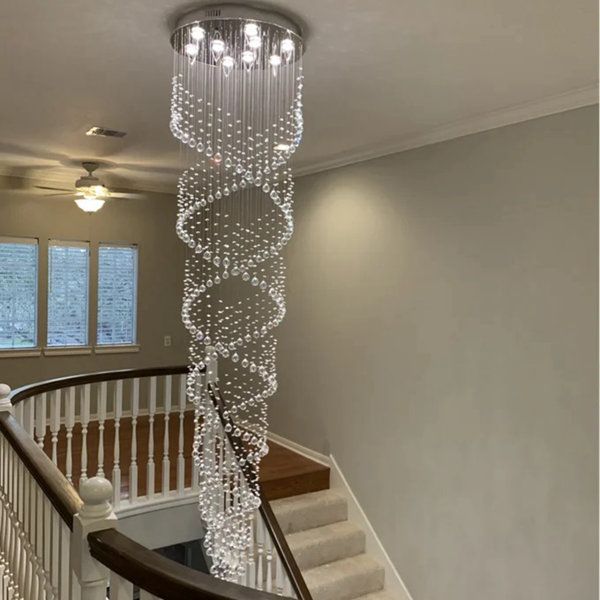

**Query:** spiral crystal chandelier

left=169, top=4, right=304, bottom=580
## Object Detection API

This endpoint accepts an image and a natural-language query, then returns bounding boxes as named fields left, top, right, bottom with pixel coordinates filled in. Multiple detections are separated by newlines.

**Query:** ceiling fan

left=37, top=161, right=143, bottom=213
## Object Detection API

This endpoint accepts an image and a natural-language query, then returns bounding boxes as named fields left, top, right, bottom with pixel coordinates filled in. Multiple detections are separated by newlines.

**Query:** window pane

left=97, top=245, right=138, bottom=345
left=0, top=239, right=38, bottom=349
left=47, top=242, right=89, bottom=347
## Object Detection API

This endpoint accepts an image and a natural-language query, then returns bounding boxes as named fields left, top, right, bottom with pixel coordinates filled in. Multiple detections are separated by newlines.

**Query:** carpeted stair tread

left=287, top=521, right=365, bottom=570
left=303, top=554, right=385, bottom=600
left=271, top=489, right=347, bottom=534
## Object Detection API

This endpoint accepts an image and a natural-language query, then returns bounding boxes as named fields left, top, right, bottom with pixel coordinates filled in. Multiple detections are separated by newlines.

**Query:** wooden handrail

left=88, top=528, right=292, bottom=600
left=0, top=412, right=82, bottom=528
left=9, top=365, right=191, bottom=406
left=208, top=384, right=313, bottom=600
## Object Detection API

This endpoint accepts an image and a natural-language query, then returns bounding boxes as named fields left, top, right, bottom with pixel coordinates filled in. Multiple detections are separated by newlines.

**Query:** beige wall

left=0, top=189, right=188, bottom=388
left=270, top=106, right=598, bottom=600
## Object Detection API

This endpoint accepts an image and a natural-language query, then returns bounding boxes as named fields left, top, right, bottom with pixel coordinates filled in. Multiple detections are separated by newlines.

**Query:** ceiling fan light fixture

left=75, top=196, right=105, bottom=213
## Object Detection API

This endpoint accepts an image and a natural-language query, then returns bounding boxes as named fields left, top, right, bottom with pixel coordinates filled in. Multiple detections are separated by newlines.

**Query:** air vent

left=204, top=8, right=221, bottom=16
left=85, top=126, right=127, bottom=138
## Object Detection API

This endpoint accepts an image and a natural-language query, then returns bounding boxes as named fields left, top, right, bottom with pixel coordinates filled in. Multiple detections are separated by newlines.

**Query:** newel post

left=0, top=384, right=13, bottom=414
left=71, top=477, right=117, bottom=600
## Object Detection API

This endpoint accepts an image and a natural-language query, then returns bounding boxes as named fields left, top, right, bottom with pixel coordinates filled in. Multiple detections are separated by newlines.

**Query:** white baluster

left=23, top=398, right=35, bottom=438
left=129, top=379, right=140, bottom=504
left=71, top=477, right=117, bottom=600
left=109, top=572, right=133, bottom=600
left=97, top=383, right=107, bottom=478
left=14, top=402, right=23, bottom=427
left=162, top=376, right=172, bottom=497
left=247, top=511, right=256, bottom=589
left=256, top=514, right=265, bottom=590
left=34, top=393, right=46, bottom=450
left=275, top=552, right=285, bottom=596
left=265, top=531, right=274, bottom=593
left=65, top=388, right=76, bottom=484
left=49, top=391, right=61, bottom=465
left=113, top=381, right=123, bottom=508
left=147, top=377, right=156, bottom=498
left=80, top=385, right=91, bottom=486
left=177, top=375, right=186, bottom=494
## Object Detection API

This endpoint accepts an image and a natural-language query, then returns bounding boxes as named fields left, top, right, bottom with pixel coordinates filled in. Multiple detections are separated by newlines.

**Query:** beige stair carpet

left=272, top=490, right=394, bottom=600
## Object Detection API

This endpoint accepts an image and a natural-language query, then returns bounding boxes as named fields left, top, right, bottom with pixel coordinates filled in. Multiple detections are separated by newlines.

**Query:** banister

left=0, top=411, right=82, bottom=528
left=88, top=528, right=292, bottom=600
left=8, top=364, right=192, bottom=405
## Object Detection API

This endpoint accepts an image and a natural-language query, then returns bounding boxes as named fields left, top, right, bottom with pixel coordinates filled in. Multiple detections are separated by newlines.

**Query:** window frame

left=0, top=236, right=40, bottom=355
left=45, top=239, right=91, bottom=352
left=95, top=242, right=139, bottom=350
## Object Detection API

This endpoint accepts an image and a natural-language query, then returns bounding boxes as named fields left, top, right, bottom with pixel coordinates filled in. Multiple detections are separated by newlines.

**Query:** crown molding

left=294, top=83, right=599, bottom=177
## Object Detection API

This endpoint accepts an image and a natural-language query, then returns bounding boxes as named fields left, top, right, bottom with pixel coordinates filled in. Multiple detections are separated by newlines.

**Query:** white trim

left=94, top=344, right=140, bottom=354
left=267, top=431, right=414, bottom=600
left=0, top=348, right=42, bottom=358
left=267, top=431, right=329, bottom=467
left=43, top=346, right=93, bottom=356
left=0, top=236, right=38, bottom=246
left=329, top=455, right=414, bottom=600
left=115, top=488, right=197, bottom=518
left=294, top=84, right=599, bottom=177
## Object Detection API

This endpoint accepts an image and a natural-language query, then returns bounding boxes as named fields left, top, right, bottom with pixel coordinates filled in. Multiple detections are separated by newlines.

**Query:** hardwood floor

left=44, top=412, right=329, bottom=501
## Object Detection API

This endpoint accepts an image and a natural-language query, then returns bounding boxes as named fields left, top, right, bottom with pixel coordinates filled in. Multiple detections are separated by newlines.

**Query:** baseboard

left=267, top=430, right=414, bottom=600
left=267, top=431, right=330, bottom=467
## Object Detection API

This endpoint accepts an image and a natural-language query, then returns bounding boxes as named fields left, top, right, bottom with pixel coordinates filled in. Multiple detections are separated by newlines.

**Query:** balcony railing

left=0, top=363, right=311, bottom=600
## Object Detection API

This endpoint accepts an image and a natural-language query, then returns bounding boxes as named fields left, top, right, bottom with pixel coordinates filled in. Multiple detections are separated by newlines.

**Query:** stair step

left=287, top=521, right=365, bottom=570
left=271, top=490, right=347, bottom=534
left=303, top=555, right=385, bottom=600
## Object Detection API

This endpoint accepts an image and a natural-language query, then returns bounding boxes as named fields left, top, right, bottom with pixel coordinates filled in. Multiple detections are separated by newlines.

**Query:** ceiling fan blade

left=44, top=192, right=74, bottom=197
left=35, top=185, right=73, bottom=192
left=110, top=192, right=144, bottom=199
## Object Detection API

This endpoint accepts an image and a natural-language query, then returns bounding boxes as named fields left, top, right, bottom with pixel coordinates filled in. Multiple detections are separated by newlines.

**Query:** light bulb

left=248, top=36, right=261, bottom=49
left=281, top=38, right=294, bottom=53
left=210, top=39, right=225, bottom=58
left=190, top=25, right=205, bottom=41
left=241, top=50, right=255, bottom=64
left=269, top=54, right=282, bottom=66
left=75, top=197, right=105, bottom=213
left=244, top=22, right=259, bottom=37
left=185, top=43, right=199, bottom=57
left=222, top=55, right=235, bottom=72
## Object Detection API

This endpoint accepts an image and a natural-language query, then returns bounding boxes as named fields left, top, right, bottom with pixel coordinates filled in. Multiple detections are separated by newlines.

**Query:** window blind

left=0, top=238, right=38, bottom=349
left=47, top=241, right=89, bottom=347
left=97, top=245, right=138, bottom=345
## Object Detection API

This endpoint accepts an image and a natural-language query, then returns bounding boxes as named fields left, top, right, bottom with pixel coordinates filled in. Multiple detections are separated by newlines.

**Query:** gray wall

left=270, top=106, right=598, bottom=600
left=0, top=190, right=188, bottom=388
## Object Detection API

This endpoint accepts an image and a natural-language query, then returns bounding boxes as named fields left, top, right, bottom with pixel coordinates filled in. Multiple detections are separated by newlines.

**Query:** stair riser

left=273, top=497, right=347, bottom=534
left=305, top=563, right=385, bottom=600
left=290, top=528, right=365, bottom=570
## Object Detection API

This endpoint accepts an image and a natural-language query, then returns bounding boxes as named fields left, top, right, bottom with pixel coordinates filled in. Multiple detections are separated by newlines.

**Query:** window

left=97, top=244, right=138, bottom=345
left=0, top=237, right=38, bottom=349
left=47, top=241, right=89, bottom=347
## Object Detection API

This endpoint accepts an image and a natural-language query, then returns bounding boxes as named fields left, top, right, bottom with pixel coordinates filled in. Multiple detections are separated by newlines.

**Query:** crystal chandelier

left=169, top=5, right=303, bottom=580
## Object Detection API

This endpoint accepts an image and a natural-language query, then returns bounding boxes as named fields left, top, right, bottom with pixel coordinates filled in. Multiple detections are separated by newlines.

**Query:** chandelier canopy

left=169, top=4, right=304, bottom=581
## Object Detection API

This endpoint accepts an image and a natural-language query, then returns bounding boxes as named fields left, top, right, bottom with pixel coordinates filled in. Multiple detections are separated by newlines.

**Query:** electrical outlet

left=163, top=335, right=172, bottom=347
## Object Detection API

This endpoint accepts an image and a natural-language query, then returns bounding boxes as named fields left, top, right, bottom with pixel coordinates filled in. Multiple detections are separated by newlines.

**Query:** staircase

left=272, top=490, right=393, bottom=600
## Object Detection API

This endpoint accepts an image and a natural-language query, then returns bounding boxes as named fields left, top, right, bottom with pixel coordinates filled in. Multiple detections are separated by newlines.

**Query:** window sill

left=0, top=348, right=42, bottom=358
left=44, top=346, right=93, bottom=356
left=95, top=344, right=140, bottom=354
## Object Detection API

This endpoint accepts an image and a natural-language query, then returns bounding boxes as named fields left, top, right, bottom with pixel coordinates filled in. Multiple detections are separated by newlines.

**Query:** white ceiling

left=0, top=0, right=597, bottom=194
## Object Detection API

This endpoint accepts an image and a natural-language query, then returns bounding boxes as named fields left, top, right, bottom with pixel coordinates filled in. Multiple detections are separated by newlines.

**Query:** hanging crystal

left=170, top=7, right=303, bottom=581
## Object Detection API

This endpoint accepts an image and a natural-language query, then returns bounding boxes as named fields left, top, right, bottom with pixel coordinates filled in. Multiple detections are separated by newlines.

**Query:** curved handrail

left=1, top=365, right=310, bottom=600
left=89, top=528, right=290, bottom=600
left=8, top=365, right=190, bottom=405
left=0, top=411, right=82, bottom=528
